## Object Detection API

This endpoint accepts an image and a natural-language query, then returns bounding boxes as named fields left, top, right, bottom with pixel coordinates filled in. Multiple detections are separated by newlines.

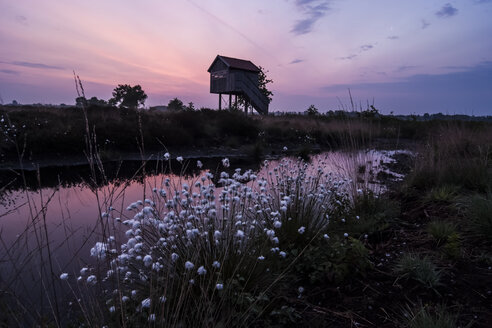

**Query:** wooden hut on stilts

left=208, top=55, right=269, bottom=115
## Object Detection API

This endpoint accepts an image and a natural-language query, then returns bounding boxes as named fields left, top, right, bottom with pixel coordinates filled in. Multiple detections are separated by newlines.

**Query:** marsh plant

left=63, top=156, right=373, bottom=326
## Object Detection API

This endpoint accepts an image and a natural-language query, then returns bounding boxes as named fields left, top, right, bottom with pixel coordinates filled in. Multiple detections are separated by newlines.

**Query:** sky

left=0, top=0, right=491, bottom=115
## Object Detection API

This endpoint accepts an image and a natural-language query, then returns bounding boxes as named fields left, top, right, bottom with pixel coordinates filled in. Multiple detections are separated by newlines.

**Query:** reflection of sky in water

left=0, top=150, right=408, bottom=314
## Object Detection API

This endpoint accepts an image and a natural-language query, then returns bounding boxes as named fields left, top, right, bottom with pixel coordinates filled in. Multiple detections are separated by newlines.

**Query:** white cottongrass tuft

left=216, top=283, right=223, bottom=290
left=197, top=160, right=203, bottom=168
left=86, top=275, right=97, bottom=285
left=176, top=156, right=183, bottom=163
left=344, top=233, right=349, bottom=238
left=90, top=242, right=108, bottom=259
left=236, top=230, right=244, bottom=238
left=279, top=251, right=287, bottom=258
left=60, top=273, right=68, bottom=280
left=185, top=261, right=194, bottom=270
left=222, top=158, right=230, bottom=168
left=171, top=252, right=179, bottom=262
left=197, top=266, right=207, bottom=275
left=257, top=255, right=265, bottom=261
left=141, top=298, right=151, bottom=308
left=298, top=226, right=306, bottom=234
left=323, top=234, right=330, bottom=240
left=143, top=255, right=153, bottom=267
left=212, top=261, right=221, bottom=269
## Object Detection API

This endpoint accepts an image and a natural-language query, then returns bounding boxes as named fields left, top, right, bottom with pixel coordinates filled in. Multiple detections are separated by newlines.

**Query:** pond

left=0, top=149, right=410, bottom=323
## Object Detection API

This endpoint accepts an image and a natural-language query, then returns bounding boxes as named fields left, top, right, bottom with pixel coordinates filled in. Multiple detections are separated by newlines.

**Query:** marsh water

left=0, top=150, right=409, bottom=320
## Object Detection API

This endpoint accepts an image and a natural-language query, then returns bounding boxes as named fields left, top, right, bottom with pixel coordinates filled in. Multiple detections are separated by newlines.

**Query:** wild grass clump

left=427, top=221, right=457, bottom=246
left=464, top=194, right=492, bottom=243
left=425, top=185, right=460, bottom=203
left=65, top=157, right=371, bottom=326
left=394, top=253, right=441, bottom=289
left=402, top=303, right=461, bottom=328
left=407, top=123, right=492, bottom=193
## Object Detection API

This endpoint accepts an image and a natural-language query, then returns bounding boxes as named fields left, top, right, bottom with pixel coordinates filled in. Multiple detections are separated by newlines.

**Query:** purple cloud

left=291, top=0, right=332, bottom=35
left=435, top=3, right=458, bottom=18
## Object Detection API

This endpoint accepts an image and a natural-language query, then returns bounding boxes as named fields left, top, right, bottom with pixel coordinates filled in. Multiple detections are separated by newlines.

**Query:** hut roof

left=208, top=55, right=261, bottom=73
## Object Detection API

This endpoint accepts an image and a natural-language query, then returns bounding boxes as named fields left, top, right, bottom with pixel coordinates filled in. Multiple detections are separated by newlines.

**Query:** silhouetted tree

left=88, top=96, right=108, bottom=106
left=75, top=96, right=88, bottom=107
left=109, top=84, right=147, bottom=109
left=305, top=104, right=319, bottom=116
left=168, top=98, right=184, bottom=111
left=258, top=66, right=273, bottom=104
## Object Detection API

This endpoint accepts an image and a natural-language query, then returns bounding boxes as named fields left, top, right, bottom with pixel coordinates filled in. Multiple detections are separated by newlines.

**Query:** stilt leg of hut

left=219, top=93, right=222, bottom=110
left=229, top=94, right=232, bottom=110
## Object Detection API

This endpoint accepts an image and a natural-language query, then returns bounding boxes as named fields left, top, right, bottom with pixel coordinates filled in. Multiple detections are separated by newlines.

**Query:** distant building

left=207, top=55, right=269, bottom=115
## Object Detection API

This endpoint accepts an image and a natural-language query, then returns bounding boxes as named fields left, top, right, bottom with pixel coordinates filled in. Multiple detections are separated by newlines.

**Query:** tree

left=305, top=104, right=319, bottom=116
left=168, top=98, right=184, bottom=111
left=88, top=96, right=108, bottom=106
left=258, top=66, right=273, bottom=104
left=108, top=84, right=147, bottom=109
left=75, top=96, right=88, bottom=107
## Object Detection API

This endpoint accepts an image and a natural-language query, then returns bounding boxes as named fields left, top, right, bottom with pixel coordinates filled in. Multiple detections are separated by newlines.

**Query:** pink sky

left=1, top=0, right=491, bottom=114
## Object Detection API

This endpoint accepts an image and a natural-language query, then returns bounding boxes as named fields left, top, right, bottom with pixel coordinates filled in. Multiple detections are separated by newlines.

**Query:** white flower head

left=143, top=255, right=153, bottom=267
left=141, top=298, right=151, bottom=309
left=222, top=158, right=230, bottom=168
left=197, top=160, right=203, bottom=168
left=212, top=261, right=221, bottom=269
left=60, top=273, right=68, bottom=280
left=216, top=283, right=224, bottom=290
left=185, top=261, right=194, bottom=270
left=177, top=156, right=184, bottom=163
left=298, top=226, right=306, bottom=234
left=344, top=233, right=349, bottom=238
left=197, top=266, right=207, bottom=275
left=283, top=146, right=288, bottom=151
left=257, top=255, right=265, bottom=261
left=171, top=252, right=179, bottom=262
left=323, top=234, right=330, bottom=240
left=164, top=152, right=170, bottom=161
left=236, top=230, right=244, bottom=238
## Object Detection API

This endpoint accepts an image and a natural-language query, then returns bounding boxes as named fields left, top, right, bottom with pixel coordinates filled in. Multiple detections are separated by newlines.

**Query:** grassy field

left=2, top=105, right=489, bottom=164
left=1, top=106, right=492, bottom=327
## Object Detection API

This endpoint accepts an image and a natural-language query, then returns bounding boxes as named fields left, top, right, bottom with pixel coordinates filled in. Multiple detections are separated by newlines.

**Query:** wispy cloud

left=474, top=0, right=492, bottom=3
left=387, top=35, right=399, bottom=40
left=15, top=15, right=28, bottom=26
left=435, top=3, right=458, bottom=18
left=0, top=69, right=20, bottom=75
left=396, top=65, right=418, bottom=72
left=290, top=59, right=304, bottom=64
left=291, top=0, right=332, bottom=35
left=421, top=19, right=431, bottom=29
left=11, top=61, right=63, bottom=70
left=339, top=54, right=357, bottom=60
left=359, top=44, right=374, bottom=52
